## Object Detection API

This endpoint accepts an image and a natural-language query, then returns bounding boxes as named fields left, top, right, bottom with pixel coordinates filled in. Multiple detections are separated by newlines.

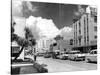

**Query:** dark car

left=52, top=50, right=60, bottom=59
left=44, top=53, right=51, bottom=58
left=37, top=53, right=44, bottom=56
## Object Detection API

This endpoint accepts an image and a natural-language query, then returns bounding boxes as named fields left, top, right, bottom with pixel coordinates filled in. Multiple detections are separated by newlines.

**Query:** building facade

left=36, top=37, right=52, bottom=53
left=72, top=6, right=97, bottom=52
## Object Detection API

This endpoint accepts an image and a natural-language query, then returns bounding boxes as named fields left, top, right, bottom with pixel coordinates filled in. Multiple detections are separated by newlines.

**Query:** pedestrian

left=34, top=53, right=37, bottom=61
left=34, top=48, right=37, bottom=61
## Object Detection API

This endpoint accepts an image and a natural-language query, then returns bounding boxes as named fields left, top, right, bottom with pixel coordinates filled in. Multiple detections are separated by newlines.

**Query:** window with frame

left=94, top=35, right=97, bottom=39
left=94, top=26, right=97, bottom=31
left=94, top=16, right=97, bottom=23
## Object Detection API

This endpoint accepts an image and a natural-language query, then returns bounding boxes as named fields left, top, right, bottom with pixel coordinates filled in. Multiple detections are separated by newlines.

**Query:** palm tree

left=54, top=35, right=63, bottom=50
left=11, top=22, right=36, bottom=61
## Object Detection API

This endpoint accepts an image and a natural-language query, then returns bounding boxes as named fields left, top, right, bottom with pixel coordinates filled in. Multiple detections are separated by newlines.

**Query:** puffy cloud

left=26, top=16, right=60, bottom=40
left=13, top=16, right=26, bottom=38
left=60, top=26, right=72, bottom=33
left=60, top=27, right=73, bottom=40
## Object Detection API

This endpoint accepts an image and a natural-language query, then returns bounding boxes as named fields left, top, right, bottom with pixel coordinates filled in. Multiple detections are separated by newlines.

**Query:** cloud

left=13, top=16, right=26, bottom=38
left=26, top=1, right=38, bottom=12
left=26, top=16, right=60, bottom=40
left=12, top=0, right=23, bottom=17
left=12, top=0, right=38, bottom=17
left=60, top=27, right=73, bottom=40
left=74, top=5, right=85, bottom=17
left=60, top=26, right=72, bottom=33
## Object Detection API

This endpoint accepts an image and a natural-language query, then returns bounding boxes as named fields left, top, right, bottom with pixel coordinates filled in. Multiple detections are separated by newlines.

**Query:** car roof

left=69, top=50, right=80, bottom=53
left=91, top=50, right=97, bottom=51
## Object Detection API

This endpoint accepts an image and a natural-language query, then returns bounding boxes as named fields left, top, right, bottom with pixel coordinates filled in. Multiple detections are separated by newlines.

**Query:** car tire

left=83, top=58, right=85, bottom=61
left=74, top=58, right=76, bottom=61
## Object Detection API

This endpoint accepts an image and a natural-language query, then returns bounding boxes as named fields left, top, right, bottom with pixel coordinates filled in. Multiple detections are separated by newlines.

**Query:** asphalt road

left=37, top=57, right=97, bottom=73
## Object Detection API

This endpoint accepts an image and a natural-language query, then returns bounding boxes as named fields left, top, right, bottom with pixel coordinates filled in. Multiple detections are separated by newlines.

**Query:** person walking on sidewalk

left=34, top=48, right=37, bottom=61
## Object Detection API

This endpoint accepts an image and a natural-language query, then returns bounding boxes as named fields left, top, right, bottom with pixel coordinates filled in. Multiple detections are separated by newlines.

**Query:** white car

left=85, top=50, right=97, bottom=63
left=68, top=51, right=85, bottom=61
left=57, top=53, right=69, bottom=60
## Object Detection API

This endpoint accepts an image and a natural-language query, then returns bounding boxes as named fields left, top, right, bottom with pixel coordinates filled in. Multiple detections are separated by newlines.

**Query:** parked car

left=85, top=49, right=97, bottom=63
left=52, top=50, right=60, bottom=59
left=37, top=53, right=44, bottom=56
left=44, top=53, right=51, bottom=58
left=68, top=50, right=85, bottom=61
left=57, top=52, right=69, bottom=60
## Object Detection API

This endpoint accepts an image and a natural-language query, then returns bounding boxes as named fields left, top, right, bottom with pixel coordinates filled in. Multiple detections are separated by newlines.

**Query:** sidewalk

left=12, top=55, right=37, bottom=74
left=11, top=55, right=48, bottom=74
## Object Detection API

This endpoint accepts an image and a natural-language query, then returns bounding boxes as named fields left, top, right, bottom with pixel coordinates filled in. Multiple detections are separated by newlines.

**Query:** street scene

left=11, top=0, right=97, bottom=74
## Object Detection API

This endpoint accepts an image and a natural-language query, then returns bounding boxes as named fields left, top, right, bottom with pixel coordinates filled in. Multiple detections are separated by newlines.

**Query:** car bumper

left=60, top=56, right=68, bottom=60
left=75, top=56, right=85, bottom=60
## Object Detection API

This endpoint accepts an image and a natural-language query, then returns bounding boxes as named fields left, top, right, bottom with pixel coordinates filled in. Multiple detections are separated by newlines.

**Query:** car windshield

left=70, top=51, right=80, bottom=54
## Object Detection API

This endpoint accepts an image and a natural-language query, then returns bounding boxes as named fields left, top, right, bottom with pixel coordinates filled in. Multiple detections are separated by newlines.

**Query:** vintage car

left=85, top=49, right=97, bottom=63
left=52, top=50, right=60, bottom=59
left=44, top=54, right=51, bottom=58
left=68, top=50, right=85, bottom=61
left=57, top=52, right=69, bottom=60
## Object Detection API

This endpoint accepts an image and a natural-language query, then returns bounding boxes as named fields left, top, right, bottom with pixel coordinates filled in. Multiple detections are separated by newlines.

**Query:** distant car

left=52, top=50, right=60, bottom=59
left=85, top=50, right=97, bottom=63
left=37, top=53, right=44, bottom=56
left=57, top=52, right=69, bottom=60
left=44, top=53, right=51, bottom=58
left=68, top=51, right=85, bottom=61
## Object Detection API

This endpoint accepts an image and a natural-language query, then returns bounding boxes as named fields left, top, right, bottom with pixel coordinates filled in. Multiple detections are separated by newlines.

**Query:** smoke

left=26, top=16, right=60, bottom=40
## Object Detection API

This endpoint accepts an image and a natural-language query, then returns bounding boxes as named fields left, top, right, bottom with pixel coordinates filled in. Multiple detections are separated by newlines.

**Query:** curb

left=33, top=62, right=48, bottom=73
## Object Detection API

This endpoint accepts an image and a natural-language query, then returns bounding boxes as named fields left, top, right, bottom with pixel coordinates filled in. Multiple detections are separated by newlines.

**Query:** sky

left=12, top=0, right=87, bottom=39
left=12, top=0, right=87, bottom=29
left=23, top=1, right=87, bottom=29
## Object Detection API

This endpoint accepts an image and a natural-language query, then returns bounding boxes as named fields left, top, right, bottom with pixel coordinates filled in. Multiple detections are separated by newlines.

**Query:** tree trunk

left=14, top=45, right=24, bottom=60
